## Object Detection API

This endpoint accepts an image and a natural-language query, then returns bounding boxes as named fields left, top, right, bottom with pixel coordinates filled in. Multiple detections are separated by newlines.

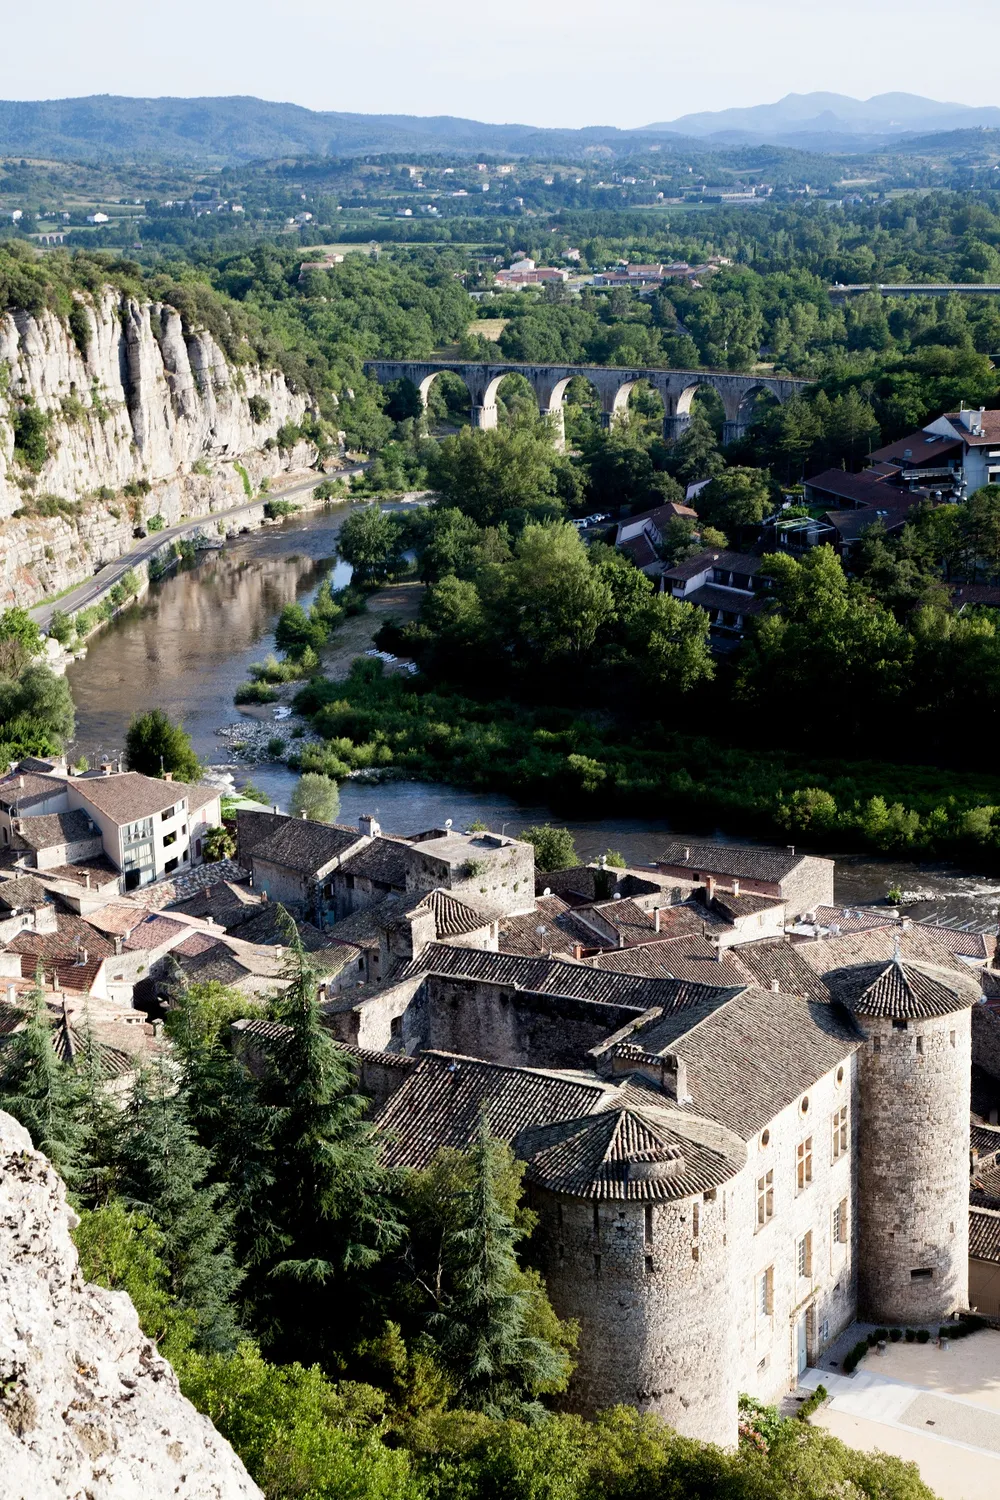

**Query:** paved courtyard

left=801, top=1330, right=1000, bottom=1500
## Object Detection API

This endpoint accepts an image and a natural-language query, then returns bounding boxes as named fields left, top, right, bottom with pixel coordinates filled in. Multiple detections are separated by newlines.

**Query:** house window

left=796, top=1137, right=813, bottom=1191
left=834, top=1198, right=848, bottom=1244
left=832, top=1106, right=848, bottom=1161
left=797, top=1232, right=812, bottom=1278
left=758, top=1266, right=774, bottom=1317
left=164, top=856, right=179, bottom=874
left=893, top=1019, right=908, bottom=1031
left=163, top=831, right=176, bottom=848
left=195, top=839, right=202, bottom=859
left=161, top=805, right=175, bottom=822
left=757, top=1169, right=774, bottom=1226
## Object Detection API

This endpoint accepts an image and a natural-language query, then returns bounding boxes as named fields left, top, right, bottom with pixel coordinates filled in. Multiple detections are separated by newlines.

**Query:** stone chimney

left=653, top=907, right=660, bottom=934
left=100, top=762, right=112, bottom=776
left=683, top=845, right=691, bottom=862
left=705, top=875, right=716, bottom=903
left=163, top=771, right=173, bottom=783
left=113, top=936, right=123, bottom=957
left=732, top=879, right=740, bottom=898
left=358, top=814, right=381, bottom=839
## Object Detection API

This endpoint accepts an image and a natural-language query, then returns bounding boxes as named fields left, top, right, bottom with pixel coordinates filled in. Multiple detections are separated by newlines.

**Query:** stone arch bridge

left=363, top=360, right=808, bottom=446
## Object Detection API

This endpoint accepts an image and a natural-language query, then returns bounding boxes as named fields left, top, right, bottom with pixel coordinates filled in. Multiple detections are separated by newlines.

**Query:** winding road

left=29, top=469, right=359, bottom=630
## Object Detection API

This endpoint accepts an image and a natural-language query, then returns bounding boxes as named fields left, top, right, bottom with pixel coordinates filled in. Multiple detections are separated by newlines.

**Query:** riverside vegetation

left=0, top=936, right=936, bottom=1500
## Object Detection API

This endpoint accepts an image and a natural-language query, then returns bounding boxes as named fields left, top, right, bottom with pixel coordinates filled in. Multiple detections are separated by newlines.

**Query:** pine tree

left=427, top=1117, right=573, bottom=1416
left=0, top=982, right=83, bottom=1182
left=73, top=1012, right=124, bottom=1209
left=116, top=1059, right=242, bottom=1353
left=244, top=910, right=403, bottom=1366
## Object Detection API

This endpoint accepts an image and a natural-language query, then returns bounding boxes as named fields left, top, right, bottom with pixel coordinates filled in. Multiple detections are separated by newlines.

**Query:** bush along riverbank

left=289, top=660, right=1000, bottom=868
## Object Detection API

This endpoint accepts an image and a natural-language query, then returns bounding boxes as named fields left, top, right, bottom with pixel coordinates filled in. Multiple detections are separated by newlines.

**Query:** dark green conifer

left=0, top=980, right=83, bottom=1181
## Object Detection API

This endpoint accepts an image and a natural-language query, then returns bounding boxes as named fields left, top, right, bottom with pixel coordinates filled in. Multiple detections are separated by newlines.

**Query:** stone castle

left=237, top=817, right=982, bottom=1446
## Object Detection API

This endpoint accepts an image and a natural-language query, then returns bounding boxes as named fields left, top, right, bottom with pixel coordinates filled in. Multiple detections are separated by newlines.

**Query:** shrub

left=123, top=478, right=152, bottom=498
left=797, top=1383, right=828, bottom=1420
left=889, top=1327, right=902, bottom=1342
left=842, top=1340, right=870, bottom=1374
left=264, top=499, right=298, bottom=520
left=47, top=610, right=73, bottom=647
left=266, top=737, right=285, bottom=758
left=916, top=1329, right=930, bottom=1343
left=247, top=395, right=270, bottom=423
left=234, top=681, right=278, bottom=705
left=905, top=1328, right=916, bottom=1342
left=12, top=401, right=51, bottom=471
left=147, top=513, right=166, bottom=532
left=234, top=462, right=253, bottom=499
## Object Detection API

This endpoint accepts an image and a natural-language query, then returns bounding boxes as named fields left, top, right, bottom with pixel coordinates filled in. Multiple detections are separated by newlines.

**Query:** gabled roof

left=72, top=771, right=215, bottom=825
left=582, top=936, right=747, bottom=986
left=338, top=836, right=410, bottom=887
left=837, top=959, right=973, bottom=1019
left=399, top=941, right=741, bottom=1015
left=415, top=888, right=490, bottom=938
left=726, top=941, right=831, bottom=1004
left=657, top=840, right=811, bottom=883
left=375, top=1052, right=612, bottom=1169
left=12, top=810, right=98, bottom=851
left=498, top=895, right=599, bottom=959
left=803, top=468, right=899, bottom=505
left=250, top=818, right=361, bottom=876
left=664, top=549, right=765, bottom=583
left=0, top=772, right=67, bottom=810
left=0, top=875, right=49, bottom=912
left=515, top=1104, right=743, bottom=1201
left=868, top=431, right=962, bottom=464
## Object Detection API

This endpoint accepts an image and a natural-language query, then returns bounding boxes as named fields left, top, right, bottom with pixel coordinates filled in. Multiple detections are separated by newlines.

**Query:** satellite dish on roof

left=445, top=818, right=453, bottom=829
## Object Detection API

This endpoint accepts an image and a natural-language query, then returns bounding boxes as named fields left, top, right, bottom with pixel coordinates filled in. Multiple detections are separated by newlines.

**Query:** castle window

left=910, top=1267, right=933, bottom=1281
left=796, top=1137, right=813, bottom=1191
left=644, top=1205, right=653, bottom=1246
left=692, top=1202, right=700, bottom=1238
left=593, top=1203, right=600, bottom=1237
left=797, top=1232, right=812, bottom=1278
left=893, top=1019, right=908, bottom=1031
left=916, top=1035, right=924, bottom=1055
left=645, top=1254, right=654, bottom=1275
left=819, top=1319, right=830, bottom=1344
left=831, top=1106, right=848, bottom=1162
left=594, top=1254, right=602, bottom=1278
left=833, top=1198, right=848, bottom=1244
left=950, top=1031, right=956, bottom=1048
left=691, top=1245, right=700, bottom=1263
left=873, top=1035, right=881, bottom=1054
left=836, top=1065, right=845, bottom=1086
left=704, top=1188, right=717, bottom=1202
left=800, top=1095, right=810, bottom=1116
left=557, top=1204, right=563, bottom=1230
left=760, top=1129, right=770, bottom=1148
left=757, top=1169, right=774, bottom=1227
left=758, top=1266, right=774, bottom=1317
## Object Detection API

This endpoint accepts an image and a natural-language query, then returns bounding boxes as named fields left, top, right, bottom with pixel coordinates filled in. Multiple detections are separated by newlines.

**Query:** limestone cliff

left=0, top=1109, right=263, bottom=1499
left=0, top=290, right=315, bottom=606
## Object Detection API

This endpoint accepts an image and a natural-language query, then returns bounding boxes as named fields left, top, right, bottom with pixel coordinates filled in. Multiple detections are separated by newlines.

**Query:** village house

left=662, top=550, right=768, bottom=641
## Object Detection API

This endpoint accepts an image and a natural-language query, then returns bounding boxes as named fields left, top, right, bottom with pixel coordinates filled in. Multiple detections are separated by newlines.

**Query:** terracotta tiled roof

left=970, top=1207, right=1000, bottom=1263
left=828, top=959, right=975, bottom=1018
left=0, top=772, right=67, bottom=810
left=83, top=904, right=153, bottom=937
left=803, top=468, right=899, bottom=504
left=619, top=534, right=660, bottom=570
left=71, top=771, right=208, bottom=824
left=414, top=889, right=490, bottom=938
left=709, top=890, right=784, bottom=920
left=399, top=942, right=740, bottom=1015
left=868, top=431, right=961, bottom=464
left=583, top=936, right=747, bottom=986
left=250, top=819, right=361, bottom=876
left=795, top=926, right=981, bottom=979
left=174, top=931, right=222, bottom=958
left=221, top=904, right=330, bottom=950
left=727, top=941, right=831, bottom=1003
left=39, top=855, right=120, bottom=888
left=972, top=1123, right=1000, bottom=1161
left=0, top=876, right=49, bottom=911
left=13, top=810, right=98, bottom=850
left=644, top=986, right=861, bottom=1139
left=17, top=954, right=105, bottom=994
left=338, top=837, right=410, bottom=887
left=169, top=880, right=260, bottom=921
left=8, top=912, right=114, bottom=961
left=498, top=896, right=599, bottom=958
left=812, top=905, right=897, bottom=935
left=375, top=1053, right=612, bottom=1169
left=515, top=1105, right=743, bottom=1201
left=657, top=840, right=810, bottom=883
left=123, top=915, right=188, bottom=952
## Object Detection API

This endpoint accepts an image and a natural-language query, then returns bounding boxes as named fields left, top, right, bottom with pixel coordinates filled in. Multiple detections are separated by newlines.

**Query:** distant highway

left=828, top=283, right=1000, bottom=299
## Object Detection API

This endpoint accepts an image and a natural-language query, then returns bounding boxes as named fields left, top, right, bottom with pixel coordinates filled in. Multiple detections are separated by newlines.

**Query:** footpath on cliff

left=29, top=467, right=366, bottom=631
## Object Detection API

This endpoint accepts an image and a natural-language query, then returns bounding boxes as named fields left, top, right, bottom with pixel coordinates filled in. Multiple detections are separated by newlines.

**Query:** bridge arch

left=735, top=381, right=782, bottom=427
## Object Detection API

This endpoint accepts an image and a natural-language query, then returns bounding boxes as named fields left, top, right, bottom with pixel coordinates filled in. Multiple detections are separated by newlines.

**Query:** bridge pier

left=540, top=405, right=566, bottom=451
left=722, top=421, right=747, bottom=447
left=663, top=414, right=691, bottom=443
left=470, top=403, right=498, bottom=431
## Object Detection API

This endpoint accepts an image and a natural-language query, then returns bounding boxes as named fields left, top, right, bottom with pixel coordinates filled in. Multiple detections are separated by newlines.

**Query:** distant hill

left=646, top=92, right=1000, bottom=149
left=0, top=95, right=693, bottom=164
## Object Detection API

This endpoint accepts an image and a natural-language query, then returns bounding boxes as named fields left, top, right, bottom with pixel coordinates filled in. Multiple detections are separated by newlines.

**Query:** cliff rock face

left=0, top=1110, right=263, bottom=1500
left=0, top=290, right=314, bottom=605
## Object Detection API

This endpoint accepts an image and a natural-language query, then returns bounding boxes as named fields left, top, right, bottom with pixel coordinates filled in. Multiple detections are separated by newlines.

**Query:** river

left=64, top=506, right=1000, bottom=932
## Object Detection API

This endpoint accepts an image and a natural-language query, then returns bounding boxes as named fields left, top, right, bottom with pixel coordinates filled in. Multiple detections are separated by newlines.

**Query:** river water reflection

left=66, top=508, right=1000, bottom=932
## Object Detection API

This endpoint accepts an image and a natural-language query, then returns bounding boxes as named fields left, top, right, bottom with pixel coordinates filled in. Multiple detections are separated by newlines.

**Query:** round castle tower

left=517, top=1103, right=747, bottom=1448
left=844, top=954, right=973, bottom=1324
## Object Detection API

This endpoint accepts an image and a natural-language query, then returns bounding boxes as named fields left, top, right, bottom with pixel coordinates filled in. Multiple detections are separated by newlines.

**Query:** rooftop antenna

left=444, top=818, right=452, bottom=830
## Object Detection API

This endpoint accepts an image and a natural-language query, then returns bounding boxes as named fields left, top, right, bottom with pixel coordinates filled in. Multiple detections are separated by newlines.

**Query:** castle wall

left=419, top=976, right=643, bottom=1068
left=857, top=1008, right=971, bottom=1323
left=736, top=1055, right=858, bottom=1405
left=530, top=1185, right=741, bottom=1447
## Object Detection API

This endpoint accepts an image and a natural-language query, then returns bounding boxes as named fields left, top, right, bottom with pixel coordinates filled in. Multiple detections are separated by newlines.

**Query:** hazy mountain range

left=0, top=92, right=998, bottom=164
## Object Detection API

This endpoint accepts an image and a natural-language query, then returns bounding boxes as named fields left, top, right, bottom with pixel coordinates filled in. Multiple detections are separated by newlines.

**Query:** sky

left=5, top=0, right=1000, bottom=129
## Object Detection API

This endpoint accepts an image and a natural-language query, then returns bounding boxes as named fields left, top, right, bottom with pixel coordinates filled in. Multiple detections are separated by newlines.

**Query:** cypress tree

left=0, top=981, right=83, bottom=1182
left=244, top=910, right=403, bottom=1366
left=429, top=1116, right=572, bottom=1417
left=116, top=1059, right=243, bottom=1353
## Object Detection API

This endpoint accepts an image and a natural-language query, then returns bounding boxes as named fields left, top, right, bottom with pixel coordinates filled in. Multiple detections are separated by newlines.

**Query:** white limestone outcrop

left=0, top=289, right=315, bottom=605
left=0, top=1110, right=263, bottom=1499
